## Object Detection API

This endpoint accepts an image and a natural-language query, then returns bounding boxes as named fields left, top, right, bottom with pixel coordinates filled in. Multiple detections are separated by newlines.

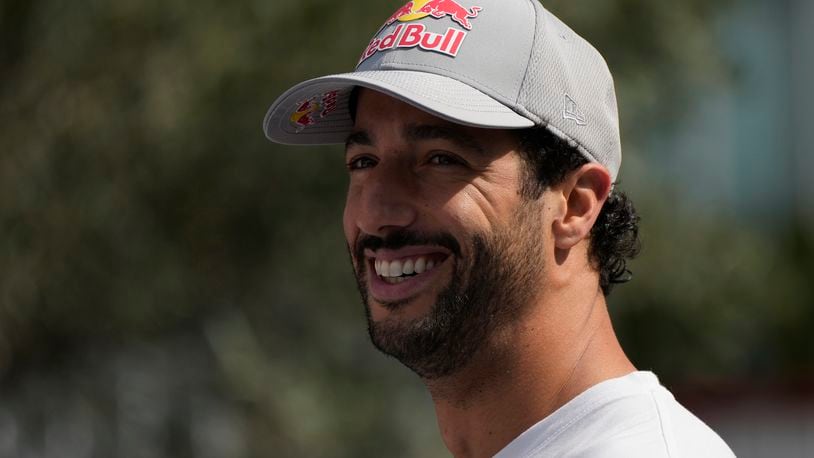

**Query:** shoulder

left=569, top=383, right=735, bottom=458
left=646, top=384, right=736, bottom=458
left=496, top=372, right=736, bottom=458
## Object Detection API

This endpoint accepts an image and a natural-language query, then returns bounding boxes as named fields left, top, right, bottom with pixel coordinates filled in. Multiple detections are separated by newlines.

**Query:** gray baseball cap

left=263, top=0, right=622, bottom=180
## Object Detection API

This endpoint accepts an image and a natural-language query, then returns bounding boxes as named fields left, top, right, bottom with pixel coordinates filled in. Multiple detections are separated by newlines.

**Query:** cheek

left=440, top=198, right=485, bottom=232
left=342, top=210, right=353, bottom=243
left=342, top=191, right=359, bottom=244
left=441, top=184, right=520, bottom=232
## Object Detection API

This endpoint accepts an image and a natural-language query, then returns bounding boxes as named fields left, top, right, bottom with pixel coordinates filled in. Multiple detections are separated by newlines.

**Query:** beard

left=350, top=204, right=544, bottom=380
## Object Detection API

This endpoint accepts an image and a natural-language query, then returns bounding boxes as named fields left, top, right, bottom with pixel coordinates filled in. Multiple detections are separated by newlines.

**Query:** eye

left=347, top=155, right=377, bottom=171
left=429, top=153, right=463, bottom=166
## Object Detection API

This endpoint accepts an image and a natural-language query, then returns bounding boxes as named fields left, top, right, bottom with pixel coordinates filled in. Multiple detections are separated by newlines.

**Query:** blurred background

left=0, top=0, right=811, bottom=456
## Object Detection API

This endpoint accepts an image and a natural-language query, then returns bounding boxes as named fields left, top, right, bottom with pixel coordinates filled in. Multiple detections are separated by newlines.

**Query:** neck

left=425, top=288, right=636, bottom=458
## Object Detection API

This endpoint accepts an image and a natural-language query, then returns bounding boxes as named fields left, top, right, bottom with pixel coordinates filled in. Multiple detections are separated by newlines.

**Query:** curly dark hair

left=516, top=128, right=641, bottom=296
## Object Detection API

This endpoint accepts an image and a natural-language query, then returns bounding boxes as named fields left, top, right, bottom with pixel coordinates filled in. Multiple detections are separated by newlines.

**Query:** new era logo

left=563, top=94, right=587, bottom=126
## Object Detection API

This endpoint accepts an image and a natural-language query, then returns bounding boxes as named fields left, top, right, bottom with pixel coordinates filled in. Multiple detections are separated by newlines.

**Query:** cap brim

left=263, top=70, right=534, bottom=145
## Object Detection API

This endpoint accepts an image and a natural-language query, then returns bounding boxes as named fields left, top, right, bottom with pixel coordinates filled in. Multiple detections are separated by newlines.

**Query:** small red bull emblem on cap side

left=290, top=90, right=339, bottom=131
left=359, top=0, right=482, bottom=65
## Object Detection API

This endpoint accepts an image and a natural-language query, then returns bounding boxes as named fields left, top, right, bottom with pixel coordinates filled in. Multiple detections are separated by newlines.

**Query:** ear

left=551, top=164, right=612, bottom=250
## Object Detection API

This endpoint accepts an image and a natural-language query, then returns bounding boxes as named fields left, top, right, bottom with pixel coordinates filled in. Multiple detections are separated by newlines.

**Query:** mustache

left=353, top=230, right=462, bottom=263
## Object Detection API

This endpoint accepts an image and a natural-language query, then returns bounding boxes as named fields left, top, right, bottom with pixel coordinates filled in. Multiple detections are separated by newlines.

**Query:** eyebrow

left=345, top=130, right=373, bottom=150
left=343, top=123, right=486, bottom=155
left=406, top=124, right=485, bottom=155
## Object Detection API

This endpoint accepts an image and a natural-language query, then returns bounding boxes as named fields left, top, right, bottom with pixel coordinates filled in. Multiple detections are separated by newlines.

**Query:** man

left=263, top=0, right=735, bottom=456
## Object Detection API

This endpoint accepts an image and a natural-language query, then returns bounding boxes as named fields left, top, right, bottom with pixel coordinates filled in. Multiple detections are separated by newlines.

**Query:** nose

left=350, top=164, right=418, bottom=237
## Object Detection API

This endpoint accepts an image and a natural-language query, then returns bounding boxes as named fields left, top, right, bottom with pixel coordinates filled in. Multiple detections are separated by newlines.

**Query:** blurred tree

left=0, top=0, right=810, bottom=456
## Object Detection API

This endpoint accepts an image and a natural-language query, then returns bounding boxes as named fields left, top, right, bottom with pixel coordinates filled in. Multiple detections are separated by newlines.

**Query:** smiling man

left=263, top=0, right=734, bottom=456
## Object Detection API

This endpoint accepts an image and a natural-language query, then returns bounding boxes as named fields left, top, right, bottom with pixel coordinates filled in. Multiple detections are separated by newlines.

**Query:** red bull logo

left=359, top=24, right=467, bottom=64
left=419, top=0, right=482, bottom=30
left=290, top=90, right=339, bottom=130
left=382, top=1, right=418, bottom=29
left=360, top=0, right=482, bottom=64
left=382, top=0, right=482, bottom=31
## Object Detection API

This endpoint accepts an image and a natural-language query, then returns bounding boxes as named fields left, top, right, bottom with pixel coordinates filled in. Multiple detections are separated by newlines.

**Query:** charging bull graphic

left=364, top=0, right=483, bottom=64
left=419, top=0, right=482, bottom=30
left=290, top=91, right=339, bottom=130
left=382, top=0, right=482, bottom=31
left=383, top=1, right=416, bottom=28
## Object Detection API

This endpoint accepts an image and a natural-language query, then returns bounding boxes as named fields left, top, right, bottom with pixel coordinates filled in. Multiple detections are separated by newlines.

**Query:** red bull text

left=359, top=24, right=466, bottom=64
left=360, top=0, right=482, bottom=64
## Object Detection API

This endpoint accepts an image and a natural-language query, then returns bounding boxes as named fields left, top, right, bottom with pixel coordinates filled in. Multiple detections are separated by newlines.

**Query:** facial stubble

left=350, top=204, right=545, bottom=380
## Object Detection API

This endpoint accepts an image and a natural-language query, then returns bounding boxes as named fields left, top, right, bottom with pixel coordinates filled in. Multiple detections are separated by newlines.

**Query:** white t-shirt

left=493, top=371, right=735, bottom=458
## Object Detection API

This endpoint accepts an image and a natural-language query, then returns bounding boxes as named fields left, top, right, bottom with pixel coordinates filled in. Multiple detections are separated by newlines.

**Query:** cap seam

left=543, top=121, right=601, bottom=168
left=514, top=0, right=538, bottom=106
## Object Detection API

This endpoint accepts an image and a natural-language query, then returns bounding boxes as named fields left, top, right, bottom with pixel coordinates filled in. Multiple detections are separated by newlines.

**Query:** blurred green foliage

left=0, top=0, right=811, bottom=456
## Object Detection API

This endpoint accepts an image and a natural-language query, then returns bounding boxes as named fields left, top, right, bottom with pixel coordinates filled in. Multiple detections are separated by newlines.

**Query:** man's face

left=343, top=89, right=549, bottom=379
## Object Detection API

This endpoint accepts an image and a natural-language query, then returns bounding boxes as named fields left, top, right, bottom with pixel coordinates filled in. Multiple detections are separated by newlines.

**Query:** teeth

left=374, top=255, right=440, bottom=278
left=389, top=260, right=402, bottom=278
left=414, top=257, right=426, bottom=274
left=403, top=259, right=414, bottom=275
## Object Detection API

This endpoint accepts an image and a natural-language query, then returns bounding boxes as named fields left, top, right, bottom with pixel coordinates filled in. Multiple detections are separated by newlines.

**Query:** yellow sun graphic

left=396, top=0, right=432, bottom=22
